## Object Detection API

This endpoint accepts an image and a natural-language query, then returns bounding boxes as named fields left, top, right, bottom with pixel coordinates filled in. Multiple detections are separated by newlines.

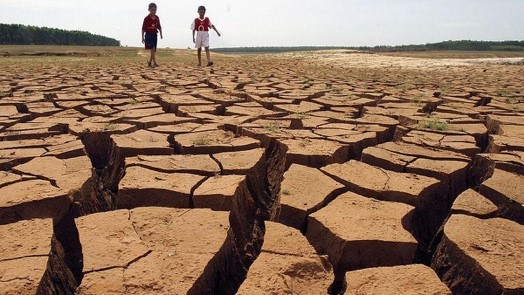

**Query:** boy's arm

left=158, top=19, right=163, bottom=39
left=191, top=20, right=196, bottom=43
left=211, top=25, right=221, bottom=37
left=142, top=18, right=146, bottom=43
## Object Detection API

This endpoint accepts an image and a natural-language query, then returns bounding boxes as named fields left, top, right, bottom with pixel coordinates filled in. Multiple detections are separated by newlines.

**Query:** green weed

left=264, top=122, right=281, bottom=132
left=294, top=112, right=309, bottom=120
left=103, top=123, right=118, bottom=131
left=419, top=119, right=449, bottom=131
left=192, top=137, right=211, bottom=146
left=497, top=88, right=512, bottom=97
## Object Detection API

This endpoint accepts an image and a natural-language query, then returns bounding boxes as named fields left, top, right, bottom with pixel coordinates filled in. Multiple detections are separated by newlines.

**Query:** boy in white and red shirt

left=142, top=3, right=163, bottom=67
left=191, top=6, right=221, bottom=67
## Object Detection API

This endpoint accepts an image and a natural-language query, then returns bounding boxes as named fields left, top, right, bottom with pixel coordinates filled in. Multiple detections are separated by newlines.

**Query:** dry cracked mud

left=0, top=49, right=523, bottom=294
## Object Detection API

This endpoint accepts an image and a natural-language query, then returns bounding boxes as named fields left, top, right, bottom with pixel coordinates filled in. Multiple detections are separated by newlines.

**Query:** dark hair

left=149, top=3, right=157, bottom=10
left=198, top=6, right=206, bottom=12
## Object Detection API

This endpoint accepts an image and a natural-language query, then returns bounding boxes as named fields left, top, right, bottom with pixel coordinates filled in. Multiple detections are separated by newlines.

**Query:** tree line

left=0, top=24, right=120, bottom=46
left=213, top=40, right=524, bottom=53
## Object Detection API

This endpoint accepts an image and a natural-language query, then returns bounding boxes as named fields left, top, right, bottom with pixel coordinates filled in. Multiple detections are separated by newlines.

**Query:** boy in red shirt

left=191, top=6, right=221, bottom=67
left=142, top=3, right=163, bottom=67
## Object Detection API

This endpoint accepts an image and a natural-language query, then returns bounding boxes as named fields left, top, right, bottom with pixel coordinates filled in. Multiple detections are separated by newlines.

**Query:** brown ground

left=0, top=47, right=523, bottom=294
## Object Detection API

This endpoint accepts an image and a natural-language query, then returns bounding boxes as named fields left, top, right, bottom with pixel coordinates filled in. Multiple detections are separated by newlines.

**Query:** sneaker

left=206, top=62, right=214, bottom=67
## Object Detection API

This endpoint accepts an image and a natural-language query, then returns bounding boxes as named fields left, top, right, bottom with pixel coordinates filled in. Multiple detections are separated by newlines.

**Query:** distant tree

left=0, top=24, right=120, bottom=46
left=212, top=40, right=524, bottom=54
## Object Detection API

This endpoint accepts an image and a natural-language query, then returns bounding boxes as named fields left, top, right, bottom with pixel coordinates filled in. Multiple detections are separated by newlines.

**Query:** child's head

left=149, top=3, right=157, bottom=15
left=198, top=6, right=206, bottom=18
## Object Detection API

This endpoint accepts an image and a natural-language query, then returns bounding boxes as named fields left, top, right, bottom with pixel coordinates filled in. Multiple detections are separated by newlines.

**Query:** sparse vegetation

left=511, top=105, right=521, bottom=112
left=419, top=119, right=449, bottom=131
left=103, top=123, right=118, bottom=131
left=438, top=82, right=451, bottom=92
left=413, top=94, right=425, bottom=106
left=399, top=83, right=415, bottom=91
left=294, top=112, right=310, bottom=120
left=282, top=189, right=291, bottom=196
left=192, top=137, right=212, bottom=146
left=264, top=122, right=281, bottom=132
left=497, top=88, right=512, bottom=97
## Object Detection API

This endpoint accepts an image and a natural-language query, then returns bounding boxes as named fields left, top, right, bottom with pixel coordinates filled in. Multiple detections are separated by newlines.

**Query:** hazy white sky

left=1, top=0, right=523, bottom=48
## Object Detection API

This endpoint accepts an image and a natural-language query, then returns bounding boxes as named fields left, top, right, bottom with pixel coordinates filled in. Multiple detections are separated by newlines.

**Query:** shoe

left=147, top=61, right=152, bottom=67
left=153, top=63, right=159, bottom=67
left=206, top=62, right=214, bottom=67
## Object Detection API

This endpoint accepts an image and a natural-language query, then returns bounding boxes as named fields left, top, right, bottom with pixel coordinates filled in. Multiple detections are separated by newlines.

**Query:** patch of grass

left=129, top=98, right=139, bottom=105
left=294, top=112, right=309, bottom=120
left=412, top=77, right=424, bottom=84
left=103, top=123, right=118, bottom=131
left=419, top=119, right=449, bottom=131
left=398, top=83, right=415, bottom=91
left=438, top=82, right=451, bottom=92
left=413, top=94, right=424, bottom=106
left=511, top=105, right=521, bottom=112
left=282, top=189, right=291, bottom=196
left=192, top=137, right=211, bottom=146
left=496, top=88, right=512, bottom=97
left=264, top=122, right=281, bottom=132
left=505, top=97, right=514, bottom=103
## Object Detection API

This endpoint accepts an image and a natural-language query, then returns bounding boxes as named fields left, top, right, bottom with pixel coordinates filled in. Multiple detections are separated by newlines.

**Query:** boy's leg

left=205, top=47, right=213, bottom=66
left=152, top=48, right=158, bottom=66
left=197, top=48, right=202, bottom=66
left=148, top=49, right=153, bottom=66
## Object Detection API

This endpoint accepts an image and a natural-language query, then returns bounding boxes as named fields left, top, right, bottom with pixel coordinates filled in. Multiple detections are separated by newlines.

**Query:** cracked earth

left=0, top=49, right=523, bottom=294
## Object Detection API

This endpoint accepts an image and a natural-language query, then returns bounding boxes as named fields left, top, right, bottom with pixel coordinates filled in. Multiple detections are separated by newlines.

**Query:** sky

left=1, top=0, right=523, bottom=48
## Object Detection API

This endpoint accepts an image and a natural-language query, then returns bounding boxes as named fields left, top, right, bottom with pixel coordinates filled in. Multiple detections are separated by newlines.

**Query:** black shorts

left=144, top=33, right=158, bottom=50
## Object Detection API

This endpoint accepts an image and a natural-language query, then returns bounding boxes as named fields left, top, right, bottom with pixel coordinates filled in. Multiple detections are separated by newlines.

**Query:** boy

left=191, top=6, right=221, bottom=67
left=142, top=3, right=163, bottom=67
